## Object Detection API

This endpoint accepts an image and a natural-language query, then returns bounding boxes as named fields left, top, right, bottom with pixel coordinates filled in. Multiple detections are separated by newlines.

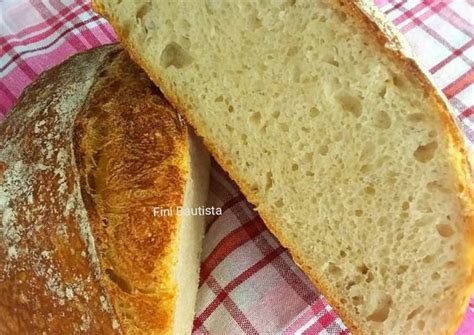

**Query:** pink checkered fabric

left=1, top=1, right=473, bottom=334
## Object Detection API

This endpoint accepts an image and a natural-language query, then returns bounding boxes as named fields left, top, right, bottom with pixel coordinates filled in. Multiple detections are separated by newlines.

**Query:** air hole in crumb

left=306, top=171, right=315, bottom=177
left=279, top=123, right=289, bottom=132
left=374, top=110, right=391, bottom=129
left=407, top=113, right=425, bottom=122
left=336, top=10, right=347, bottom=22
left=228, top=105, right=234, bottom=113
left=204, top=2, right=215, bottom=15
left=275, top=199, right=284, bottom=208
left=445, top=261, right=455, bottom=268
left=340, top=250, right=347, bottom=258
left=366, top=293, right=392, bottom=322
left=436, top=223, right=454, bottom=238
left=287, top=46, right=299, bottom=57
left=422, top=255, right=435, bottom=263
left=431, top=272, right=440, bottom=280
left=402, top=201, right=410, bottom=211
left=392, top=74, right=405, bottom=88
left=215, top=95, right=224, bottom=102
left=327, top=262, right=342, bottom=276
left=160, top=41, right=193, bottom=69
left=417, top=320, right=425, bottom=331
left=250, top=183, right=259, bottom=193
left=309, top=107, right=320, bottom=118
left=322, top=55, right=339, bottom=67
left=366, top=271, right=374, bottom=283
left=396, top=232, right=404, bottom=241
left=291, top=164, right=299, bottom=171
left=352, top=295, right=364, bottom=305
left=136, top=2, right=151, bottom=21
left=360, top=164, right=372, bottom=174
left=336, top=93, right=362, bottom=118
left=225, top=124, right=234, bottom=132
left=265, top=172, right=273, bottom=191
left=319, top=145, right=329, bottom=156
left=250, top=13, right=262, bottom=29
left=355, top=209, right=363, bottom=217
left=301, top=126, right=310, bottom=133
left=105, top=269, right=132, bottom=294
left=396, top=265, right=408, bottom=274
left=249, top=111, right=261, bottom=125
left=257, top=63, right=267, bottom=74
left=364, top=186, right=375, bottom=195
left=428, top=130, right=437, bottom=138
left=179, top=19, right=191, bottom=32
left=346, top=281, right=356, bottom=290
left=407, top=306, right=423, bottom=320
left=272, top=111, right=281, bottom=119
left=413, top=141, right=438, bottom=163
left=377, top=217, right=388, bottom=227
left=357, top=264, right=369, bottom=274
left=334, top=131, right=343, bottom=141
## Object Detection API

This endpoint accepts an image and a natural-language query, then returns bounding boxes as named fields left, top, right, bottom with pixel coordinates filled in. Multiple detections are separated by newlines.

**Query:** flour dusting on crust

left=0, top=45, right=121, bottom=334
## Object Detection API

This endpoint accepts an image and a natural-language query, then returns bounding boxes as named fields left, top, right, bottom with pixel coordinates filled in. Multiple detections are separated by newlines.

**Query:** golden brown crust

left=93, top=1, right=473, bottom=333
left=74, top=49, right=188, bottom=334
left=0, top=45, right=188, bottom=334
left=0, top=45, right=120, bottom=334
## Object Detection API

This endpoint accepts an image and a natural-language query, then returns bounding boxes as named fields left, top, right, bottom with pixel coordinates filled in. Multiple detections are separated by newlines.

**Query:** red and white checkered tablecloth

left=1, top=1, right=473, bottom=334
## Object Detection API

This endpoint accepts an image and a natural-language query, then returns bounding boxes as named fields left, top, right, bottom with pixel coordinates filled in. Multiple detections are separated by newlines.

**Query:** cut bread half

left=94, top=1, right=474, bottom=334
left=75, top=48, right=211, bottom=335
left=0, top=45, right=210, bottom=334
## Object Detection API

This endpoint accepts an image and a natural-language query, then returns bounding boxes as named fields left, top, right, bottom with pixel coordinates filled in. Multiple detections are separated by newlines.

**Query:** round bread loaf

left=0, top=45, right=210, bottom=334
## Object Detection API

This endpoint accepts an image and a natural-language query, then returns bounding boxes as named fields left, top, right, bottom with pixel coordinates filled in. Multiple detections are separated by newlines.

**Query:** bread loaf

left=0, top=45, right=210, bottom=334
left=94, top=1, right=474, bottom=334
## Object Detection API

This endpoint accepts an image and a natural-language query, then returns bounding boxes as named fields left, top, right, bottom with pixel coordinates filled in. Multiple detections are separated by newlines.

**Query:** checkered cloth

left=1, top=1, right=473, bottom=334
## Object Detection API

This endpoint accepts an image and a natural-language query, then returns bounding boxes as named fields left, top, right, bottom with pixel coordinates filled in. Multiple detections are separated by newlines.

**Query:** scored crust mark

left=0, top=45, right=120, bottom=334
left=0, top=44, right=193, bottom=334
left=74, top=49, right=189, bottom=333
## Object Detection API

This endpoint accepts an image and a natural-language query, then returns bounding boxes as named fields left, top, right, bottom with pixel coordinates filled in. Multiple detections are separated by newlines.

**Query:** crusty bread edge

left=73, top=45, right=189, bottom=334
left=92, top=1, right=474, bottom=333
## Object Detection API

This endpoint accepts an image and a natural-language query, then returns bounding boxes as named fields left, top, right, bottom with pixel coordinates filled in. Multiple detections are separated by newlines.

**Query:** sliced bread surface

left=173, top=130, right=210, bottom=335
left=93, top=1, right=474, bottom=334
